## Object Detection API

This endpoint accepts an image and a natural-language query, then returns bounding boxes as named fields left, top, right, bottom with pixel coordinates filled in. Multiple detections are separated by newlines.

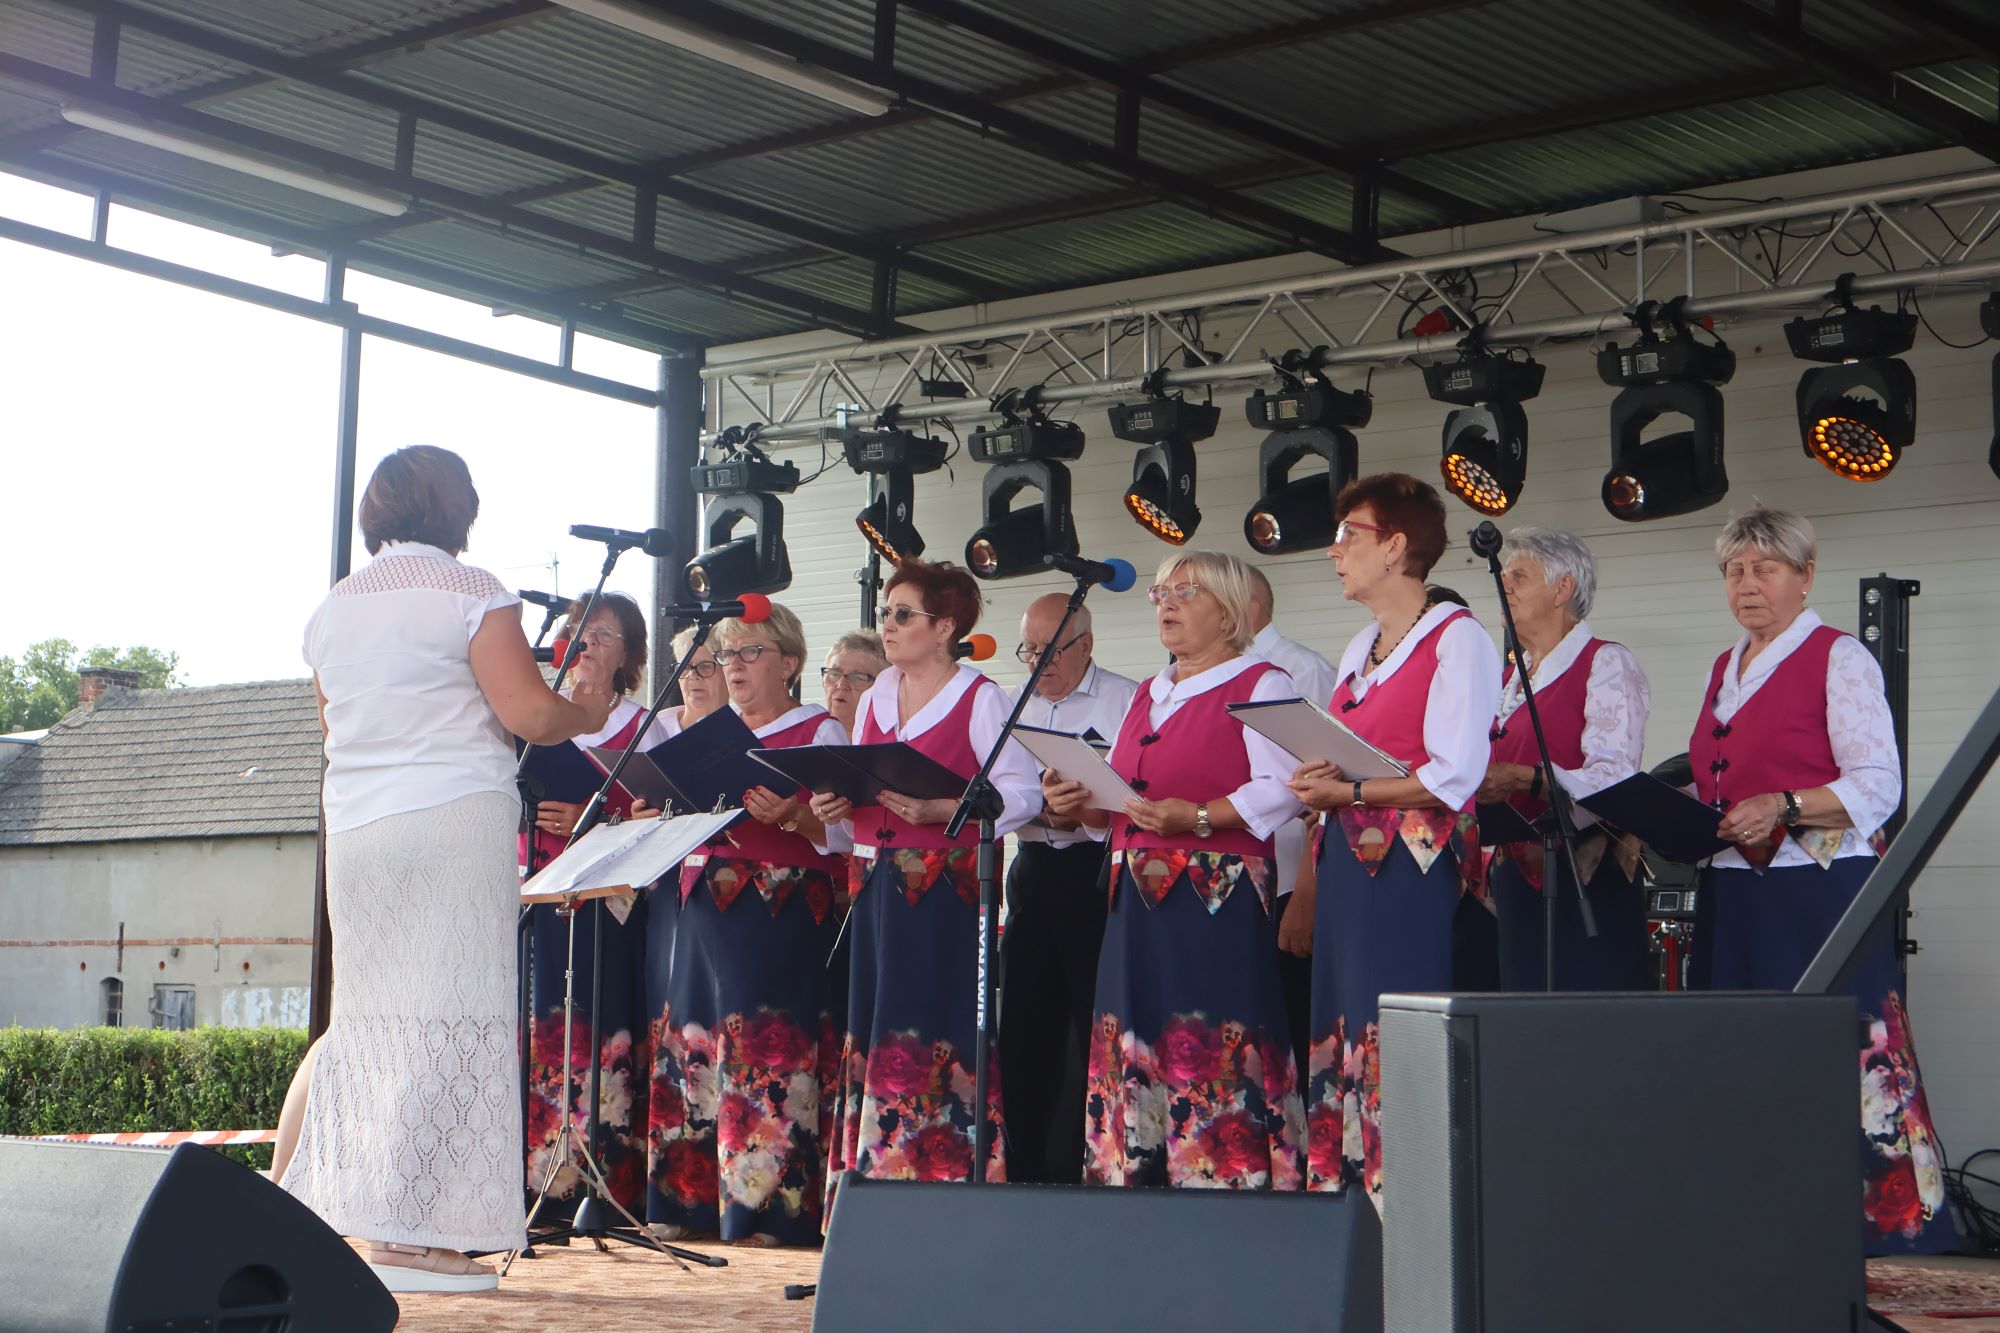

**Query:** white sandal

left=367, top=1242, right=498, bottom=1294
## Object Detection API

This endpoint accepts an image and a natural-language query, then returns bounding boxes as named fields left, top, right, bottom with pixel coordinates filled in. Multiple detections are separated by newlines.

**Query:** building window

left=100, top=977, right=123, bottom=1028
left=150, top=984, right=196, bottom=1031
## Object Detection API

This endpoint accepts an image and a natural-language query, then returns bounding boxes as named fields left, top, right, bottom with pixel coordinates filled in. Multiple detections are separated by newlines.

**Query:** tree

left=0, top=638, right=181, bottom=732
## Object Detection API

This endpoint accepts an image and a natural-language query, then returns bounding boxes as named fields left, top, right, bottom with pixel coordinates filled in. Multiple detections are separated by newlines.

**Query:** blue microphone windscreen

left=1103, top=557, right=1138, bottom=593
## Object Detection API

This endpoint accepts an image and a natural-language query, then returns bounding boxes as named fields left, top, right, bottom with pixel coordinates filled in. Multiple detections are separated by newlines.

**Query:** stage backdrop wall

left=701, top=147, right=2000, bottom=1164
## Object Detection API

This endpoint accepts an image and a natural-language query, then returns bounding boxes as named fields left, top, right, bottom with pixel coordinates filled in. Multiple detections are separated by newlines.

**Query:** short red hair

left=1335, top=471, right=1448, bottom=579
left=884, top=558, right=982, bottom=640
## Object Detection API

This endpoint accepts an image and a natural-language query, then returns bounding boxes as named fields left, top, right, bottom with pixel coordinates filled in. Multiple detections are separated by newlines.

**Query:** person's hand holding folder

left=1286, top=758, right=1350, bottom=811
left=1040, top=769, right=1092, bottom=828
left=808, top=790, right=854, bottom=826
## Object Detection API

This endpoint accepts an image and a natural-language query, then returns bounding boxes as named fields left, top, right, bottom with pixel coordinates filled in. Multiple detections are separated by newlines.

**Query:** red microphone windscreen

left=961, top=633, right=997, bottom=661
left=552, top=636, right=572, bottom=669
left=736, top=593, right=773, bottom=623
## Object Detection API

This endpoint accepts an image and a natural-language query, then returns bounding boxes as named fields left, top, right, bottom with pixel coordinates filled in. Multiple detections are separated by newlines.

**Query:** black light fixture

left=1980, top=292, right=1999, bottom=483
left=1598, top=301, right=1737, bottom=522
left=683, top=430, right=799, bottom=600
left=1110, top=387, right=1220, bottom=545
left=965, top=402, right=1085, bottom=580
left=1785, top=277, right=1919, bottom=482
left=845, top=424, right=948, bottom=562
left=1242, top=349, right=1369, bottom=554
left=1424, top=341, right=1545, bottom=515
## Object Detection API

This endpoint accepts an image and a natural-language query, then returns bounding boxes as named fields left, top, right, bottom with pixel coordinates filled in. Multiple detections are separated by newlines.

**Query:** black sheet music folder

left=747, top=742, right=968, bottom=807
left=591, top=706, right=777, bottom=813
left=517, top=737, right=607, bottom=803
left=1576, top=772, right=1730, bottom=865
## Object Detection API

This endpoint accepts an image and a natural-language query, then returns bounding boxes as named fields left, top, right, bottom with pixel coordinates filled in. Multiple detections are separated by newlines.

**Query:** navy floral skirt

left=1307, top=833, right=1461, bottom=1199
left=1490, top=854, right=1652, bottom=992
left=525, top=894, right=652, bottom=1218
left=828, top=849, right=1005, bottom=1206
left=1084, top=852, right=1303, bottom=1189
left=644, top=856, right=842, bottom=1244
left=1697, top=860, right=1958, bottom=1256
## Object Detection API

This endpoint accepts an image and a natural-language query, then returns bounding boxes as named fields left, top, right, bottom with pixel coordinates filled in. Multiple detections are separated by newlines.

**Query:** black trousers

left=999, top=839, right=1109, bottom=1184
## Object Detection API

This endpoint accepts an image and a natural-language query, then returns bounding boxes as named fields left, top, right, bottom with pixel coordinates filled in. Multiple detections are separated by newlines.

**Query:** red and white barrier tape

left=17, top=1129, right=277, bottom=1147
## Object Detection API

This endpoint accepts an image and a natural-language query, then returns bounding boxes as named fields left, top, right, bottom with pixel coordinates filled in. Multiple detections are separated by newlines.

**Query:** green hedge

left=0, top=1027, right=308, bottom=1170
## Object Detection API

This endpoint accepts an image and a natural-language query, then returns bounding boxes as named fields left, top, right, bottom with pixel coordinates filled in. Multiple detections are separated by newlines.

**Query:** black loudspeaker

left=1378, top=993, right=1864, bottom=1333
left=814, top=1175, right=1382, bottom=1332
left=0, top=1140, right=397, bottom=1332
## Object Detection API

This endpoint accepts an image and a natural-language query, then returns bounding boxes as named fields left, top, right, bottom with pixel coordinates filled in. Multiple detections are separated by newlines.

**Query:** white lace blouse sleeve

left=1552, top=643, right=1651, bottom=801
left=1823, top=636, right=1902, bottom=838
left=966, top=680, right=1044, bottom=838
left=1224, top=668, right=1310, bottom=841
left=1414, top=617, right=1503, bottom=810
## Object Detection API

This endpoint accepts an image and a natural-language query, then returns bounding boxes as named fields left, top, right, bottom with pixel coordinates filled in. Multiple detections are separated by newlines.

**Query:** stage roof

left=1, top=0, right=1994, bottom=353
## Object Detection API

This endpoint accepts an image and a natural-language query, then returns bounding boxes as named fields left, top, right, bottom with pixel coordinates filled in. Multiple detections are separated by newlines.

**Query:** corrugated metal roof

left=0, top=0, right=1990, bottom=350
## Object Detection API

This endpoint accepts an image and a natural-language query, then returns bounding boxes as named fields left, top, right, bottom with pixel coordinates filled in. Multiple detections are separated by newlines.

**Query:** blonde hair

left=1154, top=549, right=1258, bottom=653
left=1716, top=505, right=1816, bottom=573
left=716, top=602, right=808, bottom=684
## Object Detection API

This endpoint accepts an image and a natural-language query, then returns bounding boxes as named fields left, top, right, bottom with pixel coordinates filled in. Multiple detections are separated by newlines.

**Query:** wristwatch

left=1192, top=802, right=1213, bottom=838
left=1779, top=790, right=1803, bottom=826
left=1351, top=781, right=1367, bottom=808
left=782, top=814, right=802, bottom=833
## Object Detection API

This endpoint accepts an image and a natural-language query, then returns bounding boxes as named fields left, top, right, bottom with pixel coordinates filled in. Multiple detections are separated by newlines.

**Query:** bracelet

left=1350, top=780, right=1366, bottom=807
left=1529, top=766, right=1545, bottom=800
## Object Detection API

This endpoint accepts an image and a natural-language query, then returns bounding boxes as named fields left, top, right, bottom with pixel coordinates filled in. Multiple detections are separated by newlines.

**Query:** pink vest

left=1110, top=660, right=1275, bottom=860
left=1489, top=638, right=1607, bottom=821
left=1328, top=609, right=1477, bottom=813
left=707, top=708, right=848, bottom=875
left=1689, top=625, right=1844, bottom=809
left=853, top=673, right=989, bottom=851
left=520, top=707, right=643, bottom=869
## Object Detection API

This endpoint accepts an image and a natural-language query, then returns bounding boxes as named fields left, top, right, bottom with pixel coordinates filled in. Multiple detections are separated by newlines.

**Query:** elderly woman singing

left=1689, top=506, right=1955, bottom=1255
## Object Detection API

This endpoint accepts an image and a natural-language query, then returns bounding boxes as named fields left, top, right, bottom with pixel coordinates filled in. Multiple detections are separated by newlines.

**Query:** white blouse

left=1248, top=625, right=1340, bottom=895
left=305, top=542, right=522, bottom=834
left=1334, top=604, right=1504, bottom=812
left=850, top=663, right=1042, bottom=854
left=1701, top=609, right=1901, bottom=870
left=1494, top=621, right=1651, bottom=830
left=1089, top=656, right=1306, bottom=843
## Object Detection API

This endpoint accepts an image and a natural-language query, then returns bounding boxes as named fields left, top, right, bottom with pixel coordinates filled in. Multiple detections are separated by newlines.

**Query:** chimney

left=77, top=667, right=143, bottom=708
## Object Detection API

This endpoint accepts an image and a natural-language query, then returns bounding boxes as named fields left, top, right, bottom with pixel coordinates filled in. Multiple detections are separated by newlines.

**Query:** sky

left=0, top=171, right=670, bottom=688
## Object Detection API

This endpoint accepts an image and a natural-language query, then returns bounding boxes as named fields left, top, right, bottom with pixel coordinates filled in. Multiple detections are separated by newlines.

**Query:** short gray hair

left=1154, top=549, right=1258, bottom=653
left=1504, top=527, right=1597, bottom=619
left=824, top=628, right=885, bottom=667
left=1716, top=505, right=1816, bottom=573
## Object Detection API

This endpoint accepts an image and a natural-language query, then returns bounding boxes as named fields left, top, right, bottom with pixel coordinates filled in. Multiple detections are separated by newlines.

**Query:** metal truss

left=706, top=166, right=2000, bottom=444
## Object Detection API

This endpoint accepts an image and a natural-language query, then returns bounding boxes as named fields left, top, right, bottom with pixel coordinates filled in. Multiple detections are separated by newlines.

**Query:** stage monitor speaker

left=1379, top=992, right=1864, bottom=1333
left=814, top=1174, right=1382, bottom=1332
left=0, top=1140, right=397, bottom=1332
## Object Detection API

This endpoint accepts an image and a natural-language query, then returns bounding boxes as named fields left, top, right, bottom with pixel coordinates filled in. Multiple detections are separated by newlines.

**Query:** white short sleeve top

left=304, top=541, right=522, bottom=833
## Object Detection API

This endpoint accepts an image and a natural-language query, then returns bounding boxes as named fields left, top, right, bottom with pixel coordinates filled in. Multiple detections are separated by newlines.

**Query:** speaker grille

left=1381, top=1005, right=1475, bottom=1332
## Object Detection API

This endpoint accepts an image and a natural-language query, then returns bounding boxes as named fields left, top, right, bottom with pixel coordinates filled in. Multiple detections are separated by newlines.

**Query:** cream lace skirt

left=281, top=789, right=523, bottom=1252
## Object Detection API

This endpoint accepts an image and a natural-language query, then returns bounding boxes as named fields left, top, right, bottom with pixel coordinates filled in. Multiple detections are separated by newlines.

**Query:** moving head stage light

left=845, top=424, right=948, bottom=562
left=1111, top=387, right=1220, bottom=545
left=1785, top=278, right=1919, bottom=482
left=1243, top=349, right=1371, bottom=554
left=1598, top=301, right=1737, bottom=522
left=966, top=398, right=1085, bottom=580
left=1424, top=342, right=1545, bottom=516
left=684, top=427, right=799, bottom=601
left=1985, top=293, right=2000, bottom=482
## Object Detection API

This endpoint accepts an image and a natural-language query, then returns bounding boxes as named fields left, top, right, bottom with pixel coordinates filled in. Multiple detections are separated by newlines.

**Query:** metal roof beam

left=0, top=53, right=906, bottom=337
left=1664, top=0, right=2000, bottom=162
left=630, top=0, right=1399, bottom=266
left=43, top=0, right=1006, bottom=304
left=894, top=0, right=1481, bottom=219
left=1872, top=0, right=2000, bottom=68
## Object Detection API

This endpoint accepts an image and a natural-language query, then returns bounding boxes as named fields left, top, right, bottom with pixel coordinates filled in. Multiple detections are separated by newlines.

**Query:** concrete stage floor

left=371, top=1243, right=2000, bottom=1332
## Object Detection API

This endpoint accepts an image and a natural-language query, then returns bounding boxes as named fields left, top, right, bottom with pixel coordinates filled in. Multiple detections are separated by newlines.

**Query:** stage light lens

left=1125, top=489, right=1192, bottom=545
left=1808, top=412, right=1897, bottom=480
left=686, top=563, right=712, bottom=599
left=855, top=495, right=921, bottom=562
left=968, top=537, right=999, bottom=577
left=1442, top=451, right=1512, bottom=515
left=1604, top=473, right=1645, bottom=516
left=1247, top=510, right=1282, bottom=551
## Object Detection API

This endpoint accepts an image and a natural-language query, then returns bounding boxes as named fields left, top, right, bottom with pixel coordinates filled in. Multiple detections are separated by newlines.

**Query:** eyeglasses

left=682, top=658, right=720, bottom=679
left=875, top=604, right=940, bottom=627
left=572, top=627, right=623, bottom=648
left=1145, top=582, right=1204, bottom=606
left=1333, top=519, right=1390, bottom=546
left=713, top=644, right=775, bottom=665
left=821, top=666, right=878, bottom=687
left=1016, top=631, right=1087, bottom=665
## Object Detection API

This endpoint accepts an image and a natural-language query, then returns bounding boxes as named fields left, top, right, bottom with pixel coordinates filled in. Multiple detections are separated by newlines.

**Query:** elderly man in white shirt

left=1245, top=566, right=1338, bottom=1094
left=1000, top=593, right=1139, bottom=1183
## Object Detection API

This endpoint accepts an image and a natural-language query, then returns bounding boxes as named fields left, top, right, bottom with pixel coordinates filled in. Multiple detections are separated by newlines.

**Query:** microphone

left=1468, top=520, right=1504, bottom=560
left=953, top=633, right=997, bottom=661
left=570, top=524, right=674, bottom=558
left=534, top=635, right=573, bottom=667
left=519, top=588, right=569, bottom=612
left=1043, top=552, right=1138, bottom=592
left=659, top=593, right=773, bottom=623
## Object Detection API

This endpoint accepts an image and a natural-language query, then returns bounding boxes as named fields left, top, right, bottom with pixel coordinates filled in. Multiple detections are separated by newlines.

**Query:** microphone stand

left=1470, top=523, right=1595, bottom=991
left=515, top=610, right=734, bottom=1270
left=945, top=569, right=1095, bottom=1183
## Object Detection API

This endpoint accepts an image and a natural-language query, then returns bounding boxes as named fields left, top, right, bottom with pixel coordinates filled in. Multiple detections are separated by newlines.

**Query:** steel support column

left=654, top=352, right=705, bottom=691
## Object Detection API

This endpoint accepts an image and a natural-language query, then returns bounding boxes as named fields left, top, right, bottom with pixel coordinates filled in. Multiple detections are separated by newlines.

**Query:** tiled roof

left=0, top=680, right=322, bottom=846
